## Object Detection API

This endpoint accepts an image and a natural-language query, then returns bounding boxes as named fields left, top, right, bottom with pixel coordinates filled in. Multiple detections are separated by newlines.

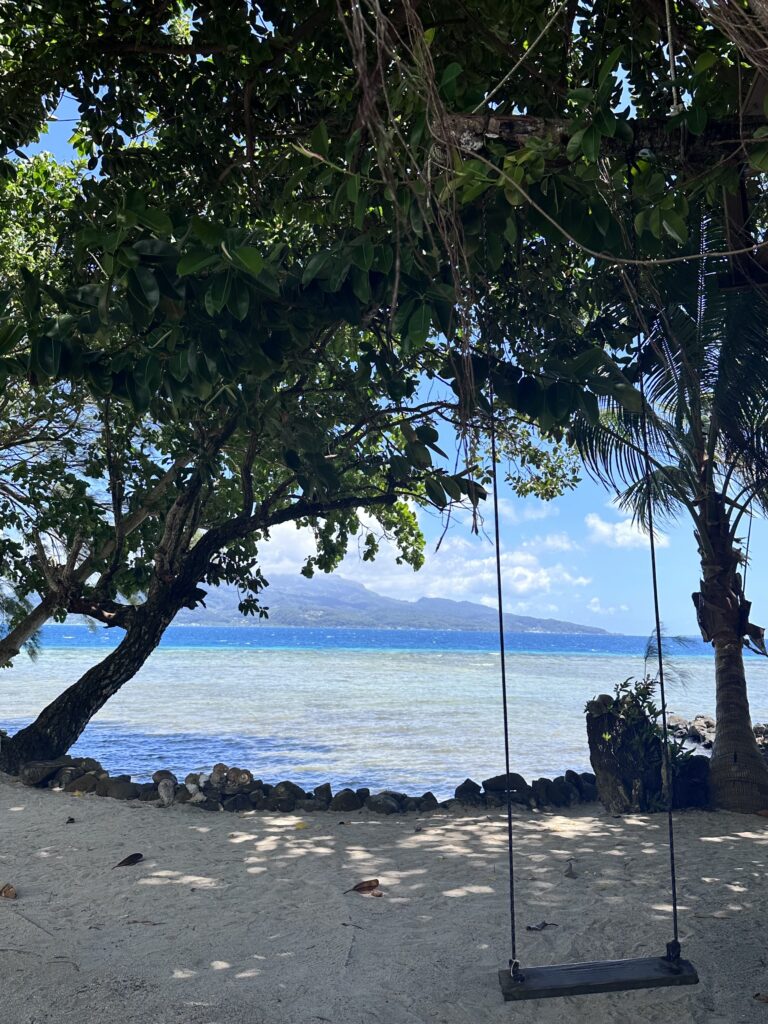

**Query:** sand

left=2, top=773, right=767, bottom=1024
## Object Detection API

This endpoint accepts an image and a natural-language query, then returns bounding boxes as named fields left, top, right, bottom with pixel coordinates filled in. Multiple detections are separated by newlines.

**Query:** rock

left=484, top=792, right=504, bottom=808
left=454, top=778, right=483, bottom=804
left=313, top=783, right=333, bottom=803
left=403, top=798, right=420, bottom=812
left=580, top=782, right=598, bottom=802
left=196, top=797, right=222, bottom=812
left=366, top=793, right=401, bottom=815
left=51, top=766, right=85, bottom=789
left=175, top=786, right=193, bottom=804
left=356, top=787, right=370, bottom=802
left=248, top=788, right=267, bottom=807
left=564, top=770, right=583, bottom=795
left=266, top=796, right=296, bottom=813
left=330, top=788, right=362, bottom=812
left=185, top=772, right=200, bottom=788
left=104, top=780, right=140, bottom=800
left=667, top=714, right=689, bottom=738
left=75, top=757, right=103, bottom=774
left=579, top=771, right=596, bottom=787
left=443, top=798, right=465, bottom=812
left=273, top=780, right=306, bottom=801
left=222, top=793, right=252, bottom=812
left=296, top=797, right=325, bottom=813
left=417, top=792, right=439, bottom=812
left=482, top=772, right=529, bottom=793
left=531, top=778, right=553, bottom=807
left=19, top=759, right=75, bottom=787
left=64, top=773, right=99, bottom=794
left=209, top=764, right=229, bottom=788
left=688, top=715, right=716, bottom=748
left=152, top=769, right=178, bottom=786
left=224, top=767, right=253, bottom=795
left=158, top=778, right=176, bottom=807
left=547, top=776, right=580, bottom=807
left=673, top=755, right=710, bottom=809
left=112, top=774, right=132, bottom=783
left=137, top=784, right=159, bottom=801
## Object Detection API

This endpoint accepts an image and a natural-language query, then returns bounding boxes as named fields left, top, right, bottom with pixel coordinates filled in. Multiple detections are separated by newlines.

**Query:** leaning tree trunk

left=0, top=600, right=177, bottom=774
left=693, top=497, right=768, bottom=812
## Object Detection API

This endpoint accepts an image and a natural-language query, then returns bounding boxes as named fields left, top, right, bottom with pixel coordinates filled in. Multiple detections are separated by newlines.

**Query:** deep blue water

left=2, top=626, right=753, bottom=798
left=38, top=623, right=715, bottom=657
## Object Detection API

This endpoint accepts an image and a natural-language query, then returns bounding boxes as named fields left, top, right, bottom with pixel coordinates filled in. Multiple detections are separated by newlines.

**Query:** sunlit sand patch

left=139, top=870, right=220, bottom=888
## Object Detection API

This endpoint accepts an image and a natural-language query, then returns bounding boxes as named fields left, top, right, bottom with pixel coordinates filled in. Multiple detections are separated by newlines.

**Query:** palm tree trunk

left=710, top=639, right=768, bottom=811
left=0, top=602, right=176, bottom=774
left=694, top=496, right=768, bottom=812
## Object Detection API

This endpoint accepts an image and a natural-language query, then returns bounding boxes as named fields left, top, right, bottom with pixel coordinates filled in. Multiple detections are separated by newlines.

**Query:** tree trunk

left=0, top=592, right=58, bottom=668
left=693, top=496, right=768, bottom=812
left=0, top=603, right=175, bottom=773
left=710, top=640, right=768, bottom=811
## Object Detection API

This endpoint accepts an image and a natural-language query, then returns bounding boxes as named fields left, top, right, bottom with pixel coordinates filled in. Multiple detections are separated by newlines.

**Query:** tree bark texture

left=693, top=497, right=768, bottom=812
left=0, top=603, right=175, bottom=773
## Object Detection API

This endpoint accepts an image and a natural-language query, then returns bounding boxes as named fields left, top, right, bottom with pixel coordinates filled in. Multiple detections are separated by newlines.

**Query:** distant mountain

left=175, top=573, right=608, bottom=634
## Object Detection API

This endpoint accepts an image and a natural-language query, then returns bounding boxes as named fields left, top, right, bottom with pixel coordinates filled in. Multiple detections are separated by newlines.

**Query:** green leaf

left=749, top=142, right=768, bottom=172
left=128, top=266, right=160, bottom=310
left=425, top=476, right=447, bottom=507
left=598, top=45, right=623, bottom=85
left=350, top=236, right=374, bottom=271
left=227, top=279, right=250, bottom=321
left=582, top=125, right=601, bottom=162
left=566, top=129, right=585, bottom=162
left=31, top=336, right=62, bottom=378
left=190, top=217, right=227, bottom=244
left=441, top=62, right=462, bottom=88
left=302, top=251, right=333, bottom=285
left=405, top=441, right=432, bottom=469
left=177, top=249, right=219, bottom=276
left=0, top=320, right=25, bottom=355
left=205, top=274, right=231, bottom=316
left=662, top=211, right=688, bottom=245
left=613, top=118, right=634, bottom=144
left=694, top=51, right=717, bottom=74
left=686, top=105, right=707, bottom=136
left=310, top=121, right=329, bottom=158
left=442, top=475, right=462, bottom=501
left=346, top=173, right=360, bottom=204
left=232, top=247, right=264, bottom=276
left=593, top=108, right=617, bottom=138
left=407, top=304, right=432, bottom=345
left=137, top=208, right=172, bottom=236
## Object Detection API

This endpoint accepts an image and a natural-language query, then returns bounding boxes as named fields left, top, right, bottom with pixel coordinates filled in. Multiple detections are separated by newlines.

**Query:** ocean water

left=3, top=625, right=768, bottom=800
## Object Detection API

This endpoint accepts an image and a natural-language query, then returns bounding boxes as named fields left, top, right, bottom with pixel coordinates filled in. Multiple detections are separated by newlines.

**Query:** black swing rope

left=489, top=358, right=684, bottom=974
left=487, top=380, right=519, bottom=974
left=488, top=346, right=683, bottom=977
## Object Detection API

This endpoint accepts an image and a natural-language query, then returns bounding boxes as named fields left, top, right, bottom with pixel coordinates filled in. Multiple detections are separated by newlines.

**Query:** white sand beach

left=2, top=772, right=767, bottom=1024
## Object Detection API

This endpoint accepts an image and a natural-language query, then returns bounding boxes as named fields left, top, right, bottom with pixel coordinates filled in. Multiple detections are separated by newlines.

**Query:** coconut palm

left=571, top=260, right=768, bottom=812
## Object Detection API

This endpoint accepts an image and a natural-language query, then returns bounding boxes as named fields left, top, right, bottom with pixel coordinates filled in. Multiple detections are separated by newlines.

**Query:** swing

left=486, top=343, right=699, bottom=1003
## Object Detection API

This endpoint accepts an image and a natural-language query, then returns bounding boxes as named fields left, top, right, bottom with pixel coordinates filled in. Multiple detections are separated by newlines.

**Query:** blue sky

left=24, top=106, right=768, bottom=637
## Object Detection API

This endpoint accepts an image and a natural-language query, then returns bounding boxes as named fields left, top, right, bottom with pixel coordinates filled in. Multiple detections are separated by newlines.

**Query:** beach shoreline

left=3, top=771, right=767, bottom=1024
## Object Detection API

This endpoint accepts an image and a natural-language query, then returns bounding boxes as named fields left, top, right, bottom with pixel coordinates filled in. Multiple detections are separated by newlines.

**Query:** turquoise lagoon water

left=4, top=626, right=768, bottom=799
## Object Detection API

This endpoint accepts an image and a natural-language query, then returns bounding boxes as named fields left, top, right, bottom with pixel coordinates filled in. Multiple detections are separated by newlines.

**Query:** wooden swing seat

left=498, top=955, right=699, bottom=1001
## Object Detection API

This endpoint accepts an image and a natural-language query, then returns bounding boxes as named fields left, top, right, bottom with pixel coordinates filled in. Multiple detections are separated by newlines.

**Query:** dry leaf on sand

left=526, top=921, right=558, bottom=931
left=0, top=883, right=17, bottom=899
left=754, top=993, right=768, bottom=1002
left=344, top=879, right=381, bottom=895
left=112, top=853, right=144, bottom=869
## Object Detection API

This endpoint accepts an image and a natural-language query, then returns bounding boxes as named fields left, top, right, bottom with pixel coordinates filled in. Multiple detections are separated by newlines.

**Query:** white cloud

left=523, top=532, right=578, bottom=552
left=587, top=596, right=630, bottom=616
left=497, top=498, right=560, bottom=525
left=585, top=512, right=669, bottom=550
left=253, top=509, right=591, bottom=615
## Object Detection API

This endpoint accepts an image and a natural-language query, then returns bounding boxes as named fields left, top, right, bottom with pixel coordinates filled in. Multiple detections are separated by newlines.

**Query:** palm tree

left=571, top=261, right=768, bottom=812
